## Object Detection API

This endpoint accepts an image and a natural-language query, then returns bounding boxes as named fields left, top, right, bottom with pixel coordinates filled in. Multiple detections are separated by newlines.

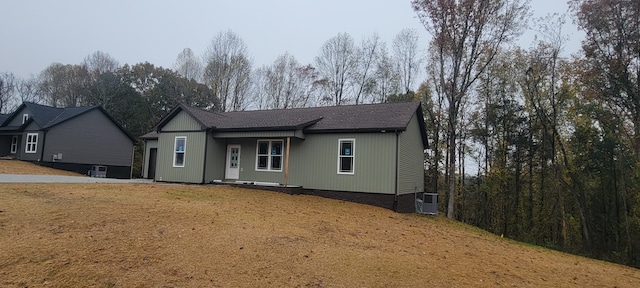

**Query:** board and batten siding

left=155, top=132, right=206, bottom=183
left=203, top=137, right=227, bottom=182
left=288, top=133, right=397, bottom=194
left=397, top=113, right=425, bottom=195
left=232, top=138, right=287, bottom=183
left=163, top=110, right=203, bottom=131
left=142, top=139, right=158, bottom=178
left=43, top=110, right=133, bottom=166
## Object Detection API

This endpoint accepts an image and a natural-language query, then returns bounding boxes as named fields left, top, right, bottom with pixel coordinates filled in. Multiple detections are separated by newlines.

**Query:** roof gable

left=1, top=102, right=136, bottom=143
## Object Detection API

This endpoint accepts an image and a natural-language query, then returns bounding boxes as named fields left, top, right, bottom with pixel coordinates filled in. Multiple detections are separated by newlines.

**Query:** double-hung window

left=173, top=136, right=186, bottom=167
left=25, top=133, right=38, bottom=154
left=338, top=139, right=355, bottom=174
left=256, top=140, right=283, bottom=171
left=10, top=136, right=18, bottom=154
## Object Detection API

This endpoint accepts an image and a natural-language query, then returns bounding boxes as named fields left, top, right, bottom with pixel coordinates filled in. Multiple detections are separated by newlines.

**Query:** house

left=141, top=101, right=427, bottom=212
left=0, top=102, right=135, bottom=178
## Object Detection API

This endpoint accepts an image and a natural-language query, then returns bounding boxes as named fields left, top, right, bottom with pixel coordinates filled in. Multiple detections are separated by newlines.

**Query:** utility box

left=90, top=165, right=107, bottom=178
left=416, top=192, right=438, bottom=215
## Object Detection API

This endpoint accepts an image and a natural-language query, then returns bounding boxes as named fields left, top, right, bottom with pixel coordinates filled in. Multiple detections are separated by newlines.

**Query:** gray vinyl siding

left=288, top=133, right=397, bottom=194
left=397, top=113, right=425, bottom=195
left=142, top=139, right=158, bottom=178
left=155, top=131, right=206, bottom=183
left=0, top=136, right=11, bottom=156
left=5, top=107, right=33, bottom=127
left=42, top=110, right=133, bottom=166
left=203, top=137, right=227, bottom=182
left=19, top=131, right=43, bottom=161
left=162, top=111, right=203, bottom=131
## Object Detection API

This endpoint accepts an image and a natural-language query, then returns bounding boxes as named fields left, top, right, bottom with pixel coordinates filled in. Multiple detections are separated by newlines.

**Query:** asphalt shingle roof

left=0, top=114, right=7, bottom=125
left=177, top=101, right=422, bottom=133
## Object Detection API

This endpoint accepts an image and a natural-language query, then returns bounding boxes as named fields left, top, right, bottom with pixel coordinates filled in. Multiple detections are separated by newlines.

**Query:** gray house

left=142, top=101, right=427, bottom=212
left=0, top=102, right=135, bottom=178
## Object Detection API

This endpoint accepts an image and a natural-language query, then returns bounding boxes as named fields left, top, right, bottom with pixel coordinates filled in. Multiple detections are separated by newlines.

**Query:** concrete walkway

left=0, top=174, right=153, bottom=183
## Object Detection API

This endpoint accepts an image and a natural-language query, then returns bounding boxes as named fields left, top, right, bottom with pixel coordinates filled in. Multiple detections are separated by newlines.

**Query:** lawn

left=1, top=181, right=639, bottom=287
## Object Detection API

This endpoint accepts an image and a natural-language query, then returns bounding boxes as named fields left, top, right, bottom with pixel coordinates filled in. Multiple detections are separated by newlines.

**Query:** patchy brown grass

left=0, top=159, right=83, bottom=176
left=0, top=183, right=638, bottom=287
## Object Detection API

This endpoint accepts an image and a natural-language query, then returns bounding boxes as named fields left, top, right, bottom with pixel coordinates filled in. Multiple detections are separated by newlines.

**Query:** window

left=25, top=133, right=38, bottom=154
left=338, top=139, right=355, bottom=174
left=173, top=136, right=186, bottom=167
left=10, top=136, right=18, bottom=154
left=22, top=114, right=29, bottom=124
left=256, top=140, right=283, bottom=171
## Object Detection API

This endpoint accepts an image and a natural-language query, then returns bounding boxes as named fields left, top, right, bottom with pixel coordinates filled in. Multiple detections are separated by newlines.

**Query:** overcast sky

left=1, top=0, right=582, bottom=79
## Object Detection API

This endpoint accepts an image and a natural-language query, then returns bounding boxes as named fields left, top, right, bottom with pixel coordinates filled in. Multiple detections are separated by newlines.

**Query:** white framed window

left=10, top=136, right=18, bottom=154
left=22, top=114, right=29, bottom=124
left=256, top=140, right=283, bottom=172
left=25, top=133, right=38, bottom=154
left=338, top=139, right=355, bottom=174
left=173, top=136, right=186, bottom=167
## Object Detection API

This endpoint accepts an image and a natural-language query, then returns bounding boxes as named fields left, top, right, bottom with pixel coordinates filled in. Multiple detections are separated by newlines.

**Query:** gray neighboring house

left=141, top=101, right=427, bottom=212
left=0, top=102, right=135, bottom=178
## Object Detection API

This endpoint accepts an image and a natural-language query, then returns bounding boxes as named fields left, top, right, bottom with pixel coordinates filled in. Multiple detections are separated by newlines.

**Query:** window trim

left=25, top=133, right=38, bottom=154
left=337, top=138, right=355, bottom=175
left=255, top=139, right=284, bottom=172
left=10, top=136, right=18, bottom=154
left=22, top=114, right=29, bottom=124
left=173, top=136, right=187, bottom=167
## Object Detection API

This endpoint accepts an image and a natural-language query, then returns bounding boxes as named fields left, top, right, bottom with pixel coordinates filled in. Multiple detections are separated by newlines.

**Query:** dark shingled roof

left=139, top=131, right=159, bottom=139
left=1, top=102, right=136, bottom=142
left=0, top=114, right=8, bottom=125
left=171, top=101, right=423, bottom=133
left=157, top=101, right=427, bottom=149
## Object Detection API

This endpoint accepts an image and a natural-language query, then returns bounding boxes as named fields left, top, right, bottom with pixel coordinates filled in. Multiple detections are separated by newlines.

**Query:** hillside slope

left=0, top=182, right=638, bottom=287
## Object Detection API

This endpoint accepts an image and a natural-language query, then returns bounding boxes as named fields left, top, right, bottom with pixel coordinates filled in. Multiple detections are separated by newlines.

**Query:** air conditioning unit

left=416, top=193, right=438, bottom=215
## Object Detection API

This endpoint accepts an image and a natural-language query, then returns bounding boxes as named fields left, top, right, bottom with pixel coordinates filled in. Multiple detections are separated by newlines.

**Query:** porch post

left=284, top=137, right=290, bottom=187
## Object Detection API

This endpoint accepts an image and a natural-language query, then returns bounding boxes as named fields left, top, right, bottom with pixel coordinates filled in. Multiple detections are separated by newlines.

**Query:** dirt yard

left=1, top=181, right=639, bottom=287
left=0, top=159, right=82, bottom=176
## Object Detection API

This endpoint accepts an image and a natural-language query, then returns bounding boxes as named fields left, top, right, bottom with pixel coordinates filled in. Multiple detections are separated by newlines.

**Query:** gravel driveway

left=0, top=174, right=152, bottom=183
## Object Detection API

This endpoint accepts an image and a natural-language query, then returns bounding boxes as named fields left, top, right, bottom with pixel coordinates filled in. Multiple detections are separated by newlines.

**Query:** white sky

left=0, top=0, right=582, bottom=79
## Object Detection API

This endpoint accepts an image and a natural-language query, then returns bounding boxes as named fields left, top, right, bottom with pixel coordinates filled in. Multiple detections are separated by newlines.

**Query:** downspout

left=202, top=130, right=209, bottom=184
left=284, top=137, right=290, bottom=187
left=39, top=130, right=48, bottom=163
left=130, top=144, right=135, bottom=179
left=394, top=130, right=399, bottom=212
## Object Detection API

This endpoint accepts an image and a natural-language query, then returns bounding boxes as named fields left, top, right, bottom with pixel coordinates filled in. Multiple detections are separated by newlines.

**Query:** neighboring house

left=0, top=102, right=135, bottom=178
left=142, top=101, right=427, bottom=212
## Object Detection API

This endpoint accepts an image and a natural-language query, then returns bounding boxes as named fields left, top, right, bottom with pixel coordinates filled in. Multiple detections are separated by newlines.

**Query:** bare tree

left=0, top=72, right=17, bottom=113
left=373, top=43, right=402, bottom=103
left=352, top=33, right=380, bottom=104
left=258, top=53, right=319, bottom=109
left=203, top=30, right=253, bottom=111
left=82, top=51, right=119, bottom=76
left=413, top=0, right=529, bottom=219
left=174, top=48, right=202, bottom=82
left=38, top=63, right=91, bottom=107
left=393, top=28, right=423, bottom=94
left=315, top=32, right=356, bottom=106
left=17, top=75, right=42, bottom=104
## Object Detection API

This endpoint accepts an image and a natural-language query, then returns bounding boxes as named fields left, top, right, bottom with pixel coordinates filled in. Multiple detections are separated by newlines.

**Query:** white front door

left=225, top=145, right=241, bottom=180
